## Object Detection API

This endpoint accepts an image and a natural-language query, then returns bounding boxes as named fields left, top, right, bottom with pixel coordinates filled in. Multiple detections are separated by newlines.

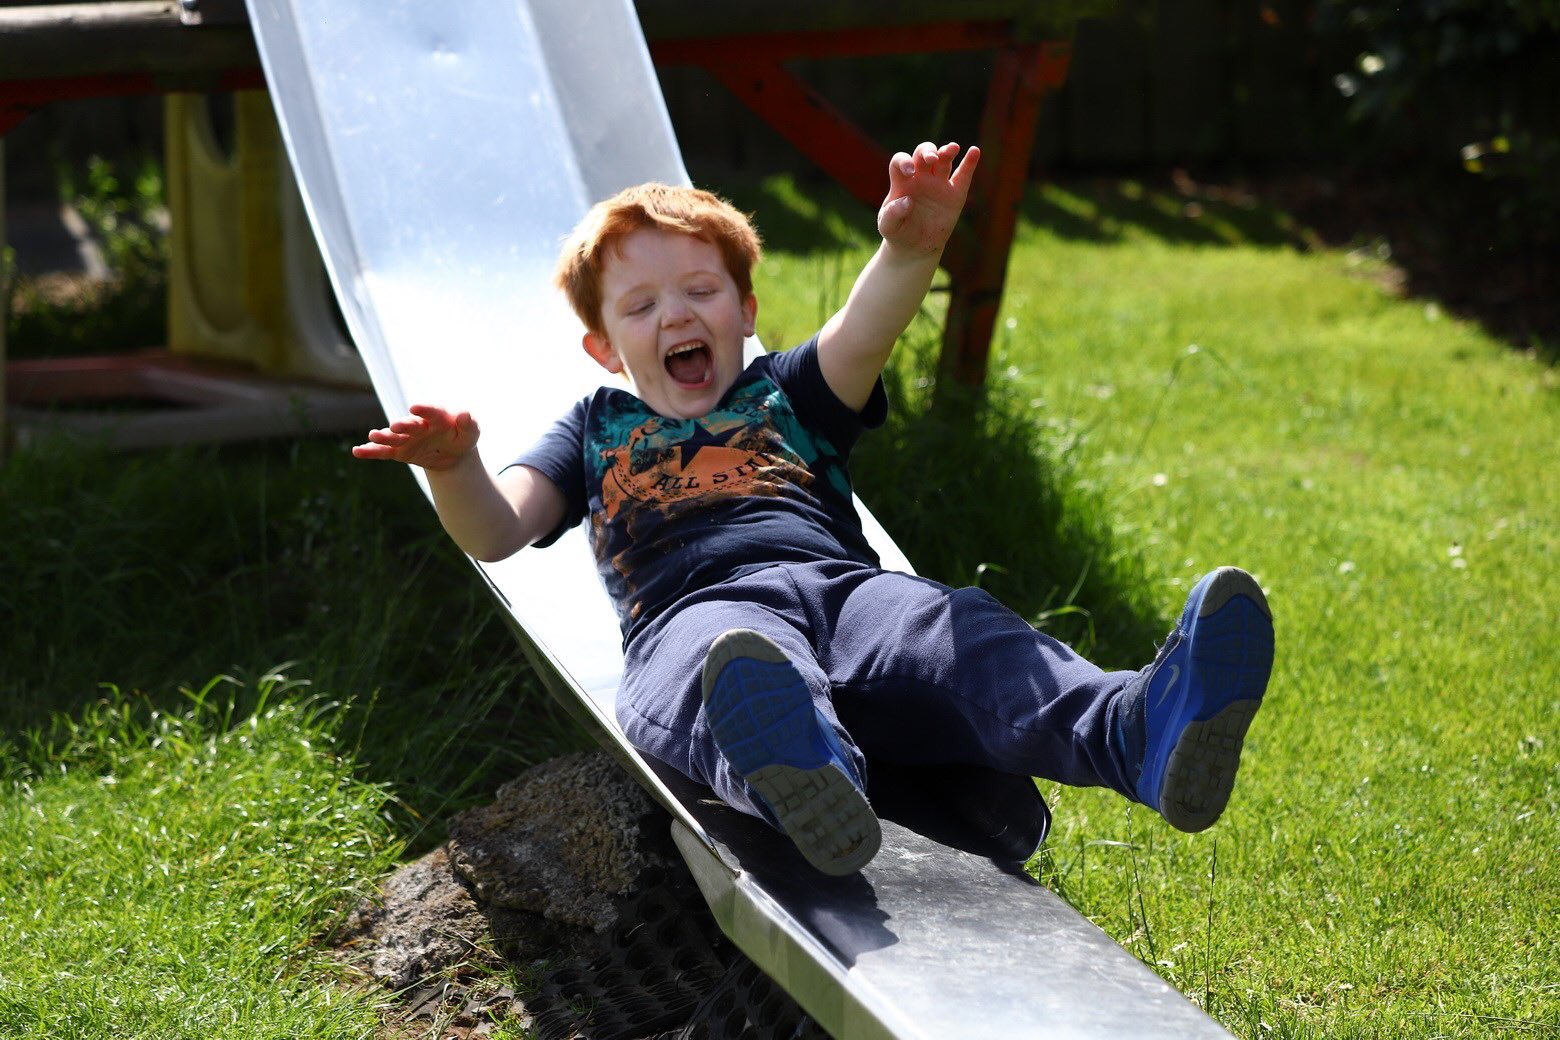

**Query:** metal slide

left=244, top=2, right=1233, bottom=1036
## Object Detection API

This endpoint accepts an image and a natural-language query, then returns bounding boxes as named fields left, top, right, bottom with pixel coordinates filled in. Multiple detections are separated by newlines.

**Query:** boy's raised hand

left=353, top=404, right=479, bottom=471
left=878, top=141, right=980, bottom=257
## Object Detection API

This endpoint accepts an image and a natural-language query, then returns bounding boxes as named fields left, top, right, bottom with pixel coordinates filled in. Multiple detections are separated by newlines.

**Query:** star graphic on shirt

left=678, top=421, right=741, bottom=468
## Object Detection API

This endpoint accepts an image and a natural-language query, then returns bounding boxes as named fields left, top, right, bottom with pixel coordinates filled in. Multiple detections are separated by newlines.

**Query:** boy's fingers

left=879, top=195, right=914, bottom=236
left=949, top=145, right=981, bottom=194
left=408, top=403, right=458, bottom=429
left=935, top=141, right=960, bottom=176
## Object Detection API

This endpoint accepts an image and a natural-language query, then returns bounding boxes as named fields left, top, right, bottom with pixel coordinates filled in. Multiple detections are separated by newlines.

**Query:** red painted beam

left=687, top=30, right=1072, bottom=387
left=699, top=57, right=981, bottom=283
left=0, top=67, right=264, bottom=136
left=703, top=60, right=890, bottom=210
left=939, top=41, right=1070, bottom=387
left=651, top=20, right=1017, bottom=65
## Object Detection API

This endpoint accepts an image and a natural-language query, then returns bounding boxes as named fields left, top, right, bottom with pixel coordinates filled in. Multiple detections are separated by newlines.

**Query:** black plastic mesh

left=655, top=957, right=830, bottom=1040
left=525, top=863, right=829, bottom=1040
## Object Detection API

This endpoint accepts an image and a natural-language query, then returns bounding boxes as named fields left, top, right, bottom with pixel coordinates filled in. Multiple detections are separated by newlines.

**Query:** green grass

left=0, top=439, right=589, bottom=831
left=0, top=678, right=398, bottom=1038
left=2, top=173, right=1554, bottom=1038
left=747, top=176, right=1558, bottom=1038
left=0, top=441, right=588, bottom=1038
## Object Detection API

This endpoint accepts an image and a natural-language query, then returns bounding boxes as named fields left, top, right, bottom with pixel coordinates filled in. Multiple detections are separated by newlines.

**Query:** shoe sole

left=1155, top=568, right=1274, bottom=832
left=702, top=630, right=880, bottom=875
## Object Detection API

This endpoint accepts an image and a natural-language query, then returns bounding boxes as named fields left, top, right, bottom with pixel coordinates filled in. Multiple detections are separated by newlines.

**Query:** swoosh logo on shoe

left=1153, top=664, right=1182, bottom=709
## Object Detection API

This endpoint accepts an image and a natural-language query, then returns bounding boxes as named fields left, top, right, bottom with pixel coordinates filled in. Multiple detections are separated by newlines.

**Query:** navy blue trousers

left=617, top=560, right=1143, bottom=825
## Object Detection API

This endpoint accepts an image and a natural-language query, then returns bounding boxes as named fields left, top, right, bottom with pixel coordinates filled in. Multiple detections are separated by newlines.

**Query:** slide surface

left=243, top=1, right=1234, bottom=1036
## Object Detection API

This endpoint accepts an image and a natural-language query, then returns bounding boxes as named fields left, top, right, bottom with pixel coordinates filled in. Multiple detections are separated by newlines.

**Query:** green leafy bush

left=1320, top=0, right=1560, bottom=249
left=5, top=155, right=169, bottom=358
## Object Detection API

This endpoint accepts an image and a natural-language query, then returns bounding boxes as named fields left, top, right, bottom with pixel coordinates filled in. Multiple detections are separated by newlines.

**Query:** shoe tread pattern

left=1161, top=585, right=1274, bottom=831
left=703, top=631, right=880, bottom=876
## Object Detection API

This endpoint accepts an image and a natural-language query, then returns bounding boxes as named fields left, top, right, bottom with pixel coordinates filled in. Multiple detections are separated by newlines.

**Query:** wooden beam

left=633, top=0, right=1091, bottom=42
left=702, top=61, right=890, bottom=211
left=940, top=41, right=1070, bottom=388
left=650, top=21, right=1016, bottom=64
left=0, top=1, right=258, bottom=82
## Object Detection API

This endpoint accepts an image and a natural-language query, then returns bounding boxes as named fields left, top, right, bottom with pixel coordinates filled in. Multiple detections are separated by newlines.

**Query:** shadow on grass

left=0, top=437, right=591, bottom=851
left=707, top=168, right=1313, bottom=258
left=856, top=340, right=1167, bottom=669
left=1021, top=169, right=1557, bottom=362
left=715, top=167, right=1556, bottom=361
left=1272, top=169, right=1559, bottom=363
left=701, top=170, right=871, bottom=254
left=1019, top=175, right=1314, bottom=251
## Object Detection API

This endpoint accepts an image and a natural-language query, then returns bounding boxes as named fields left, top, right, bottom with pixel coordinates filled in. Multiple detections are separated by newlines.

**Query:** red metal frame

left=1, top=68, right=265, bottom=135
left=652, top=23, right=1071, bottom=387
left=648, top=21, right=1021, bottom=65
left=943, top=40, right=1070, bottom=387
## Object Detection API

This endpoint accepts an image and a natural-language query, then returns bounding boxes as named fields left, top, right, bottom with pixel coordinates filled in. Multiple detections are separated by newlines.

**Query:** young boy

left=354, top=142, right=1275, bottom=876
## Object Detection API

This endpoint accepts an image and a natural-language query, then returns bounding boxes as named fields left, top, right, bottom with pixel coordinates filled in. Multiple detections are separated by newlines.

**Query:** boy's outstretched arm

left=353, top=404, right=566, bottom=562
left=817, top=141, right=979, bottom=411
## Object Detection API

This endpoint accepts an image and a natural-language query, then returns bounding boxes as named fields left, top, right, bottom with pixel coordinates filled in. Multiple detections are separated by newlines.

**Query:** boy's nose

left=661, top=298, right=692, bottom=327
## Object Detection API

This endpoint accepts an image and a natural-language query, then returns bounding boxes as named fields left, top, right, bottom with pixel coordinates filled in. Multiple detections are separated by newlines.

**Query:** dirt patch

left=331, top=750, right=827, bottom=1040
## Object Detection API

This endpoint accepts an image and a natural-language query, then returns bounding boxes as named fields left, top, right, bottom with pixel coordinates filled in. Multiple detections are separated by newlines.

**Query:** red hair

left=554, top=183, right=762, bottom=335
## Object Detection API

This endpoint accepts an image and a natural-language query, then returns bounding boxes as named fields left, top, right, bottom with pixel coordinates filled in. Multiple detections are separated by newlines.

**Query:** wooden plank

left=650, top=21, right=1017, bottom=64
left=634, top=0, right=1100, bottom=41
left=0, top=1, right=258, bottom=82
left=940, top=43, right=1068, bottom=387
left=702, top=61, right=891, bottom=211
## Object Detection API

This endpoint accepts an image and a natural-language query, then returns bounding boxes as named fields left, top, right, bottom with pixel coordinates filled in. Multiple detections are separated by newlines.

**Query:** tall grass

left=0, top=437, right=589, bottom=846
left=0, top=675, right=398, bottom=1038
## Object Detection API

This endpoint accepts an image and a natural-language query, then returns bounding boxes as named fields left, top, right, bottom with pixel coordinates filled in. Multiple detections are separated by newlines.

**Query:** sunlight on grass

left=3, top=171, right=1553, bottom=1038
left=1000, top=214, right=1557, bottom=1039
left=749, top=174, right=1558, bottom=1038
left=0, top=678, right=399, bottom=1039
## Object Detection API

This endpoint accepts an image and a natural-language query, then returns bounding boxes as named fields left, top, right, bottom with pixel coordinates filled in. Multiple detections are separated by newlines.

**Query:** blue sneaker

left=702, top=629, right=881, bottom=875
left=1132, top=567, right=1275, bottom=832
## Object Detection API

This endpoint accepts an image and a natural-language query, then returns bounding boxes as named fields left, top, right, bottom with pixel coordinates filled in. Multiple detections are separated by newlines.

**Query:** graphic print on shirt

left=591, top=376, right=849, bottom=520
left=585, top=375, right=852, bottom=616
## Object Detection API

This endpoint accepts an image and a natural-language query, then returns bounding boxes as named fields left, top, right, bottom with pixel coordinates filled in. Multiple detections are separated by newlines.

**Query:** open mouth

left=665, top=341, right=714, bottom=388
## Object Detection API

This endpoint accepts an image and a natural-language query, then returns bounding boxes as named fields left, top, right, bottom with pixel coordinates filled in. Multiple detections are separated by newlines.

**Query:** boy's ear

left=742, top=293, right=758, bottom=338
left=582, top=331, right=624, bottom=375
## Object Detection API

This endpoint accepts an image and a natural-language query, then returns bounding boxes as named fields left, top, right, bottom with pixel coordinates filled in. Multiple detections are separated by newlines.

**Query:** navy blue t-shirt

left=511, top=337, right=887, bottom=644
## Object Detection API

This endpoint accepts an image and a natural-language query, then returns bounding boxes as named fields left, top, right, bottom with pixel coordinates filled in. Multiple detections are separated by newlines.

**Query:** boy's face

left=583, top=227, right=757, bottom=420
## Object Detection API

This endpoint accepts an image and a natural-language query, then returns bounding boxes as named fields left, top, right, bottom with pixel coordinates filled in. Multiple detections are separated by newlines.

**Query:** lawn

left=2, top=175, right=1554, bottom=1039
left=751, top=176, right=1558, bottom=1038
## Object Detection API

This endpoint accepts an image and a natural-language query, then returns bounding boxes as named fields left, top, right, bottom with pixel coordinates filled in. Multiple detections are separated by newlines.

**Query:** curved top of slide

left=243, top=1, right=1234, bottom=1036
